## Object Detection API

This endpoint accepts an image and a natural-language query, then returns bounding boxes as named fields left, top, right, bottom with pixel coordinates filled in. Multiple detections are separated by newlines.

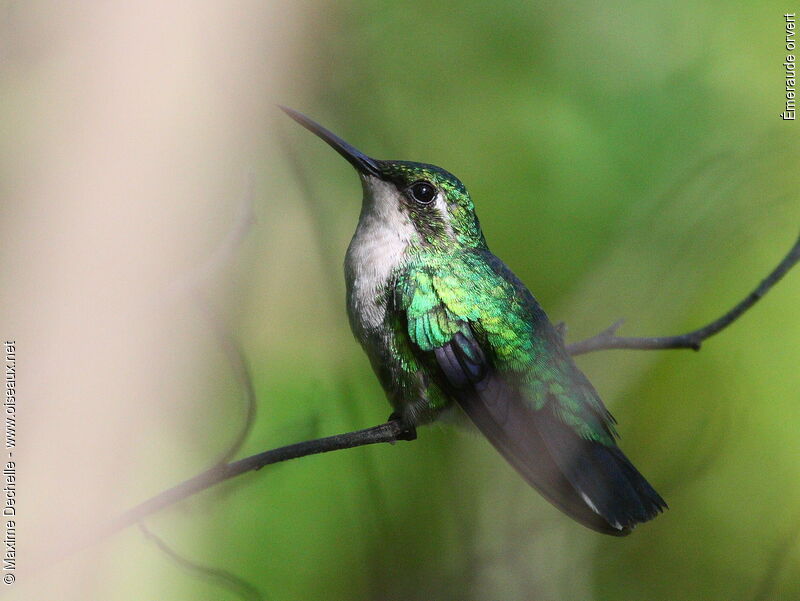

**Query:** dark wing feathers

left=532, top=406, right=662, bottom=530
left=439, top=332, right=665, bottom=535
left=399, top=257, right=666, bottom=535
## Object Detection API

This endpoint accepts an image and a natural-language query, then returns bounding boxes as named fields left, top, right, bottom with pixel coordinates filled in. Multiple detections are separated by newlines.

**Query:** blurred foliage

left=116, top=1, right=800, bottom=600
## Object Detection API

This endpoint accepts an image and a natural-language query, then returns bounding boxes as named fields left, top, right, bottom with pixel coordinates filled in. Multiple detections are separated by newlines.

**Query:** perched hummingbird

left=282, top=107, right=666, bottom=535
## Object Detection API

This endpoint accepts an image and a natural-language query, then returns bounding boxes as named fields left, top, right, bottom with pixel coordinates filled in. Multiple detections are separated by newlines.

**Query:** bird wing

left=395, top=251, right=666, bottom=535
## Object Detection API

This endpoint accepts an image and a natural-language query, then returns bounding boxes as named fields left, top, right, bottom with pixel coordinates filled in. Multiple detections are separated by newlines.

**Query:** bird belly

left=344, top=224, right=451, bottom=423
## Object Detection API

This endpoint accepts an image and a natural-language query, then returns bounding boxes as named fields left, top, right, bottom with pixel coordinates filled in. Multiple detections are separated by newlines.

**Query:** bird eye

left=408, top=181, right=436, bottom=205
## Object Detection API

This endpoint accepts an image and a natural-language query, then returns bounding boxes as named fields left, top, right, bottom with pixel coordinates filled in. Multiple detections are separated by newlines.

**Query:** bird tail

left=455, top=378, right=667, bottom=535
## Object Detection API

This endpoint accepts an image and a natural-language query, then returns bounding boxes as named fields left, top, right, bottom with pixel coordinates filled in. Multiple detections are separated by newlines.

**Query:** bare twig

left=104, top=421, right=408, bottom=541
left=197, top=294, right=258, bottom=466
left=139, top=524, right=265, bottom=601
left=137, top=177, right=258, bottom=593
left=172, top=174, right=259, bottom=465
left=567, top=233, right=800, bottom=356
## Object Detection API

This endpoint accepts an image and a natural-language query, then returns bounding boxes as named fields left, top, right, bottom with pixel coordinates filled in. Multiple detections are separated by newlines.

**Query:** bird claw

left=388, top=412, right=417, bottom=441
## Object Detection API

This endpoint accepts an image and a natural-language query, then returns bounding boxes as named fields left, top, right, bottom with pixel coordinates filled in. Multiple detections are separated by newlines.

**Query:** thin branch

left=136, top=177, right=259, bottom=596
left=567, top=232, right=800, bottom=356
left=170, top=174, right=259, bottom=465
left=139, top=523, right=266, bottom=601
left=196, top=293, right=258, bottom=467
left=102, top=421, right=409, bottom=541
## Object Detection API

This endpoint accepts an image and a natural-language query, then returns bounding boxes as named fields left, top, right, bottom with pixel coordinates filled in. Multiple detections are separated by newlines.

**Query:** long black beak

left=280, top=106, right=382, bottom=177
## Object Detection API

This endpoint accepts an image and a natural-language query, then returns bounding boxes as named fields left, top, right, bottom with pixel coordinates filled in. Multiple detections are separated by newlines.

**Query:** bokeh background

left=3, top=1, right=800, bottom=600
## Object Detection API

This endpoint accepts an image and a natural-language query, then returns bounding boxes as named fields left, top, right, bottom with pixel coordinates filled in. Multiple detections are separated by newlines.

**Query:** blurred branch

left=139, top=523, right=266, bottom=601
left=139, top=177, right=258, bottom=595
left=106, top=420, right=412, bottom=539
left=567, top=232, right=800, bottom=356
left=197, top=293, right=258, bottom=467
left=171, top=174, right=258, bottom=465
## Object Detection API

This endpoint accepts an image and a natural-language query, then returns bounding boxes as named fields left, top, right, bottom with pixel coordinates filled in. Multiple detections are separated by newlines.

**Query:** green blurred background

left=8, top=1, right=800, bottom=600
left=154, top=3, right=800, bottom=600
left=236, top=3, right=800, bottom=600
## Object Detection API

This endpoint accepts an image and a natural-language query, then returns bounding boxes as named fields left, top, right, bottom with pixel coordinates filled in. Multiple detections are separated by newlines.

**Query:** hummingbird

left=281, top=107, right=667, bottom=535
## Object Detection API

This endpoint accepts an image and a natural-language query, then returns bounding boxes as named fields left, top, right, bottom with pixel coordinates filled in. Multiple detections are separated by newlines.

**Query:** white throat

left=344, top=177, right=416, bottom=331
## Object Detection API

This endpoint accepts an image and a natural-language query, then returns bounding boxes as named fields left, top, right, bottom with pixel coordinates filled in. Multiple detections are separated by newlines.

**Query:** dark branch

left=102, top=421, right=407, bottom=541
left=139, top=523, right=265, bottom=601
left=567, top=232, right=800, bottom=356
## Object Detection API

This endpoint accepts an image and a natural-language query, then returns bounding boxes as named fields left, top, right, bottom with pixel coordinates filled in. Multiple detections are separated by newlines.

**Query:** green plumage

left=282, top=106, right=666, bottom=535
left=395, top=250, right=617, bottom=446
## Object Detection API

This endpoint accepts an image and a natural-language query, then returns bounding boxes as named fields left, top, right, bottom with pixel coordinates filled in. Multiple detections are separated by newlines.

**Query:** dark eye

left=408, top=181, right=436, bottom=204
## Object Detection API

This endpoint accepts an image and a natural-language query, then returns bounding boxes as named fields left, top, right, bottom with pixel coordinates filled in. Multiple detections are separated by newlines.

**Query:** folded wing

left=397, top=254, right=666, bottom=535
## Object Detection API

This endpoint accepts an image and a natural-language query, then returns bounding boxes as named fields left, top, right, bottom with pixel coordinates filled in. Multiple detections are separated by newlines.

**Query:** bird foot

left=388, top=412, right=417, bottom=441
